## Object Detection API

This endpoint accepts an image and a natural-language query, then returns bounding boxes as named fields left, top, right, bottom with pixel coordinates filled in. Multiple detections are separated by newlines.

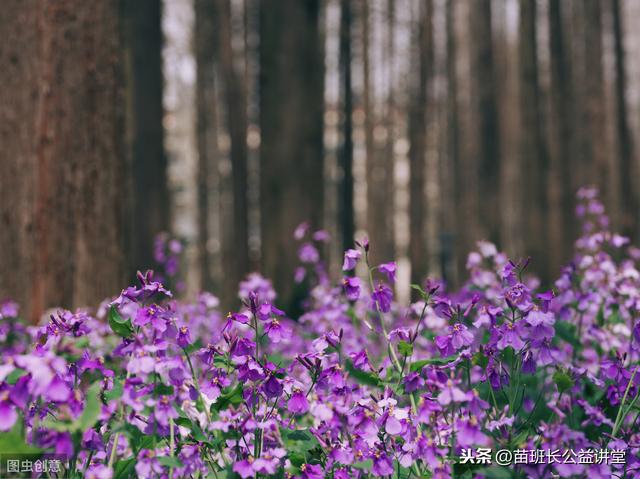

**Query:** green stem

left=612, top=366, right=639, bottom=437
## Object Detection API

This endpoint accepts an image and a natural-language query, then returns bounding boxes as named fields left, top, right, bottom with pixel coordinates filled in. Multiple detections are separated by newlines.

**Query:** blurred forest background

left=2, top=0, right=640, bottom=322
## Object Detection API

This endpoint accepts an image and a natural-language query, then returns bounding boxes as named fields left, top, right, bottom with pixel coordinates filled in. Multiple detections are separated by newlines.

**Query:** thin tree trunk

left=0, top=0, right=127, bottom=323
left=446, top=0, right=464, bottom=285
left=583, top=0, right=607, bottom=195
left=408, top=0, right=432, bottom=289
left=611, top=0, right=636, bottom=240
left=339, top=0, right=355, bottom=253
left=548, top=0, right=575, bottom=269
left=215, top=0, right=250, bottom=299
left=259, top=0, right=325, bottom=309
left=194, top=0, right=218, bottom=292
left=124, top=0, right=168, bottom=277
left=469, top=0, right=500, bottom=246
left=519, top=0, right=549, bottom=281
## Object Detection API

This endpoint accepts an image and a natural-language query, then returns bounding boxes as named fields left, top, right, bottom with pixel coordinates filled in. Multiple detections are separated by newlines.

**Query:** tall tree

left=446, top=0, right=465, bottom=284
left=469, top=0, right=500, bottom=246
left=519, top=0, right=549, bottom=281
left=338, top=0, right=355, bottom=253
left=611, top=0, right=636, bottom=240
left=582, top=0, right=607, bottom=197
left=215, top=0, right=250, bottom=304
left=366, top=0, right=395, bottom=265
left=0, top=0, right=127, bottom=323
left=259, top=0, right=325, bottom=308
left=194, top=0, right=218, bottom=292
left=408, top=0, right=433, bottom=288
left=124, top=0, right=168, bottom=277
left=548, top=0, right=575, bottom=268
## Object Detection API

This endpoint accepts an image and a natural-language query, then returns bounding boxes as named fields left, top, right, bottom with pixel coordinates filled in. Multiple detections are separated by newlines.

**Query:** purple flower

left=403, top=372, right=425, bottom=393
left=525, top=309, right=555, bottom=341
left=435, top=323, right=474, bottom=356
left=298, top=463, right=324, bottom=479
left=262, top=374, right=283, bottom=398
left=497, top=321, right=525, bottom=351
left=349, top=350, right=370, bottom=371
left=504, top=283, right=533, bottom=311
left=342, top=249, right=361, bottom=271
left=135, top=450, right=164, bottom=477
left=343, top=276, right=360, bottom=301
left=154, top=396, right=179, bottom=427
left=378, top=262, right=397, bottom=283
left=438, top=379, right=468, bottom=406
left=227, top=312, right=249, bottom=324
left=371, top=283, right=393, bottom=313
left=264, top=319, right=291, bottom=343
left=299, top=243, right=320, bottom=264
left=177, top=326, right=192, bottom=348
left=0, top=397, right=17, bottom=432
left=372, top=453, right=394, bottom=476
left=233, top=459, right=254, bottom=479
left=288, top=390, right=309, bottom=414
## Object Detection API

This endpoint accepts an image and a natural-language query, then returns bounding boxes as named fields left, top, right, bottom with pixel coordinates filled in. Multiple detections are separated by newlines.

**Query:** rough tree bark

left=215, top=0, right=250, bottom=300
left=469, top=0, right=500, bottom=246
left=338, top=0, right=355, bottom=253
left=260, top=0, right=325, bottom=309
left=124, top=0, right=168, bottom=277
left=194, top=0, right=218, bottom=292
left=408, top=0, right=432, bottom=289
left=0, top=0, right=127, bottom=323
left=519, top=0, right=549, bottom=282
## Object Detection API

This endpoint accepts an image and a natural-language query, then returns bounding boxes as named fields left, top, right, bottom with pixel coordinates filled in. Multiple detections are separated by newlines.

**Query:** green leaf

left=476, top=466, right=512, bottom=479
left=410, top=354, right=458, bottom=372
left=398, top=340, right=413, bottom=356
left=113, top=458, right=136, bottom=479
left=553, top=369, right=574, bottom=394
left=211, top=383, right=244, bottom=412
left=104, top=379, right=123, bottom=402
left=157, top=456, right=184, bottom=468
left=0, top=422, right=42, bottom=456
left=74, top=382, right=102, bottom=431
left=345, top=360, right=383, bottom=388
left=154, top=384, right=174, bottom=396
left=108, top=306, right=133, bottom=338
left=5, top=368, right=27, bottom=385
left=280, top=428, right=320, bottom=453
left=352, top=460, right=373, bottom=470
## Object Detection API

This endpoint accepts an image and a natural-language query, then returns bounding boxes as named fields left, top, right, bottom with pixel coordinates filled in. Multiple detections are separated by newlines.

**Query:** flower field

left=1, top=188, right=639, bottom=479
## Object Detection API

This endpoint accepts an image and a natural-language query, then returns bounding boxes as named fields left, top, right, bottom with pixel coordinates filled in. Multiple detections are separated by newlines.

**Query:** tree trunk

left=611, top=0, right=636, bottom=240
left=408, top=0, right=432, bottom=289
left=518, top=0, right=549, bottom=282
left=215, top=0, right=250, bottom=304
left=583, top=0, right=607, bottom=196
left=365, top=0, right=395, bottom=266
left=446, top=0, right=464, bottom=285
left=259, top=0, right=325, bottom=309
left=469, top=0, right=500, bottom=246
left=0, top=0, right=127, bottom=323
left=548, top=0, right=575, bottom=270
left=194, top=0, right=218, bottom=292
left=124, top=0, right=168, bottom=277
left=338, top=0, right=355, bottom=253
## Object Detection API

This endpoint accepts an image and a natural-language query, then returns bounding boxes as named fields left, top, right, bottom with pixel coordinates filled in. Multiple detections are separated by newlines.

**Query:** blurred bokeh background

left=2, top=0, right=640, bottom=321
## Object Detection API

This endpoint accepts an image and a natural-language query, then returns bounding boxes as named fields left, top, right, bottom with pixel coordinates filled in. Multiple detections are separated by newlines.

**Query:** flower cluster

left=0, top=188, right=639, bottom=479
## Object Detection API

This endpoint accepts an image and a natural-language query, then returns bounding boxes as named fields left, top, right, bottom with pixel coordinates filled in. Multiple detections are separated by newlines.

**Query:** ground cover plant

left=1, top=188, right=639, bottom=479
